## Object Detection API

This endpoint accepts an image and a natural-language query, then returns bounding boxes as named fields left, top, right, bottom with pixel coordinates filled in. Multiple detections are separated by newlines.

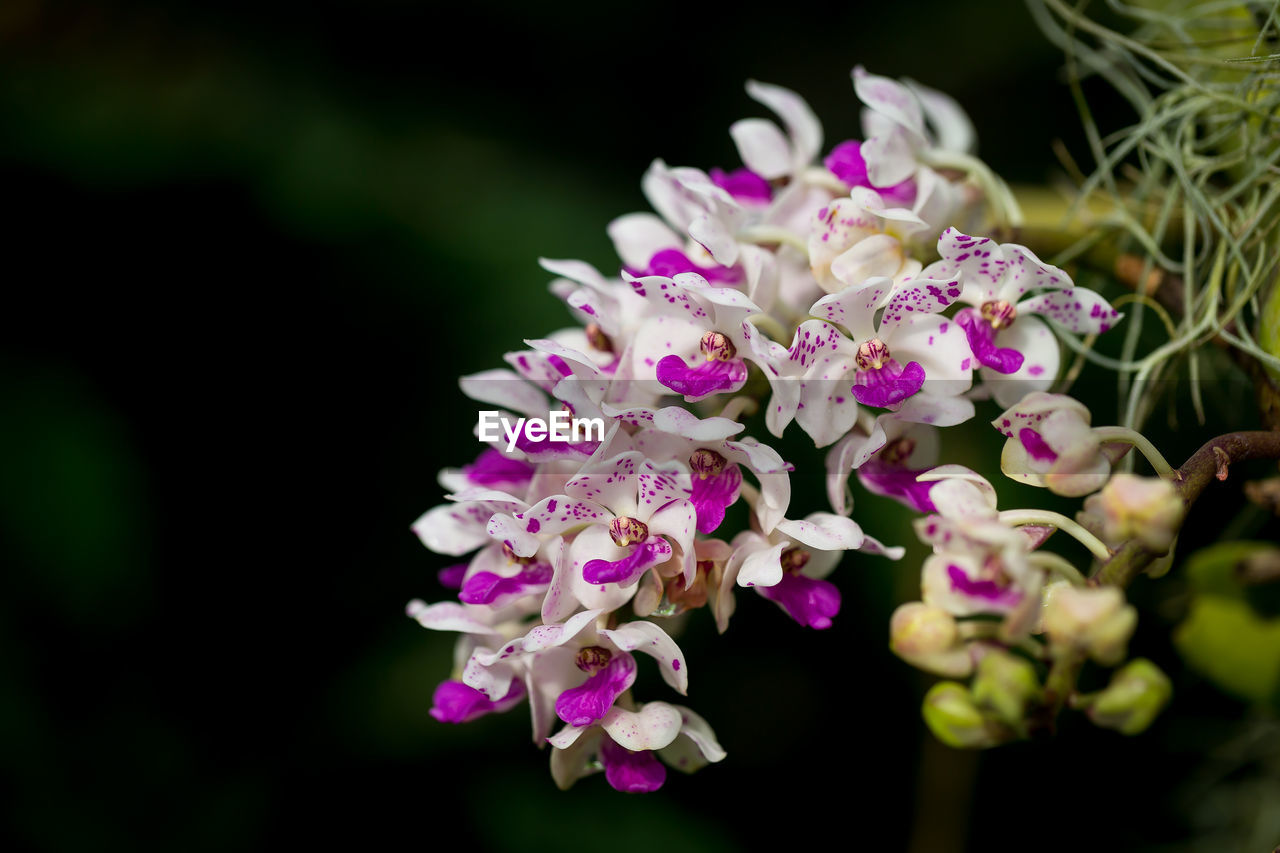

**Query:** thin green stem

left=1027, top=552, right=1088, bottom=586
left=1091, top=426, right=1179, bottom=479
left=998, top=510, right=1113, bottom=562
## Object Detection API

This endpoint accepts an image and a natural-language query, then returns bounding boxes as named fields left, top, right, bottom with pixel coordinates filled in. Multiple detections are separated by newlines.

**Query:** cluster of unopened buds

left=406, top=67, right=1177, bottom=791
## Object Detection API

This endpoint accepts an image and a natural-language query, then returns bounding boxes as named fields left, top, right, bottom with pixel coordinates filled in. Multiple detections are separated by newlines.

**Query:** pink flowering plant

left=404, top=4, right=1280, bottom=793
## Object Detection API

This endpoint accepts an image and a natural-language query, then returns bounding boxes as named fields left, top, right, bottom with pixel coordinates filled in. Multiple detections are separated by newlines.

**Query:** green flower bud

left=971, top=649, right=1042, bottom=731
left=1086, top=658, right=1172, bottom=735
left=922, top=682, right=1007, bottom=748
left=890, top=603, right=973, bottom=678
left=1042, top=585, right=1137, bottom=666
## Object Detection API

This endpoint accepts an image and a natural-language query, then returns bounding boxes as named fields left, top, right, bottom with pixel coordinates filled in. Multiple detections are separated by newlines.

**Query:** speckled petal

left=600, top=619, right=689, bottom=695
left=600, top=702, right=684, bottom=752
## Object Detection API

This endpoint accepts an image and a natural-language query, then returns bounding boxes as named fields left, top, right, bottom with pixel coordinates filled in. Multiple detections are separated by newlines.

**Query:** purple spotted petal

left=630, top=248, right=741, bottom=284
left=600, top=737, right=667, bottom=793
left=458, top=561, right=554, bottom=606
left=555, top=653, right=638, bottom=727
left=656, top=355, right=748, bottom=400
left=462, top=449, right=535, bottom=489
left=956, top=308, right=1024, bottom=374
left=1019, top=286, right=1122, bottom=335
left=690, top=465, right=743, bottom=534
left=756, top=572, right=842, bottom=629
left=430, top=678, right=526, bottom=724
left=582, top=536, right=674, bottom=586
left=710, top=167, right=772, bottom=205
left=437, top=563, right=468, bottom=589
left=946, top=564, right=1022, bottom=608
left=1018, top=428, right=1058, bottom=463
left=851, top=360, right=925, bottom=408
left=857, top=459, right=936, bottom=512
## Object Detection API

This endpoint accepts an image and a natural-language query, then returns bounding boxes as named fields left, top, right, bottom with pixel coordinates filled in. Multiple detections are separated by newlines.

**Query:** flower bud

left=889, top=602, right=972, bottom=677
left=1088, top=473, right=1184, bottom=554
left=971, top=649, right=1041, bottom=731
left=992, top=393, right=1109, bottom=497
left=1085, top=658, right=1172, bottom=735
left=1042, top=585, right=1137, bottom=666
left=921, top=682, right=1007, bottom=748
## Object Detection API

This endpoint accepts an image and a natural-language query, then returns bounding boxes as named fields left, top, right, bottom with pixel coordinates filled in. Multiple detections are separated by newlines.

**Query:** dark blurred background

left=3, top=1, right=1279, bottom=851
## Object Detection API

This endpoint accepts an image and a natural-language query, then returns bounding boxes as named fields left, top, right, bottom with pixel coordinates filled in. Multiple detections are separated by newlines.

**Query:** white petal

left=811, top=277, right=893, bottom=340
left=853, top=66, right=926, bottom=139
left=729, top=118, right=793, bottom=180
left=528, top=645, right=579, bottom=744
left=830, top=233, right=908, bottom=289
left=725, top=437, right=791, bottom=533
left=889, top=314, right=974, bottom=397
left=924, top=477, right=998, bottom=520
left=745, top=79, right=824, bottom=166
left=689, top=211, right=740, bottom=267
left=982, top=315, right=1060, bottom=407
left=548, top=721, right=593, bottom=751
left=539, top=536, right=578, bottom=623
left=906, top=79, right=976, bottom=153
left=794, top=379, right=861, bottom=449
left=405, top=600, right=499, bottom=637
left=474, top=609, right=602, bottom=667
left=658, top=705, right=727, bottom=773
left=775, top=512, right=867, bottom=551
left=893, top=392, right=976, bottom=428
left=549, top=725, right=603, bottom=790
left=1019, top=286, right=1123, bottom=335
left=737, top=540, right=786, bottom=588
left=860, top=127, right=919, bottom=187
left=603, top=404, right=744, bottom=441
left=1000, top=438, right=1050, bottom=488
left=647, top=498, right=698, bottom=590
left=565, top=451, right=644, bottom=513
left=601, top=702, right=683, bottom=751
left=606, top=212, right=681, bottom=269
left=459, top=368, right=548, bottom=419
left=413, top=503, right=496, bottom=556
left=538, top=257, right=610, bottom=291
left=600, top=620, right=689, bottom=695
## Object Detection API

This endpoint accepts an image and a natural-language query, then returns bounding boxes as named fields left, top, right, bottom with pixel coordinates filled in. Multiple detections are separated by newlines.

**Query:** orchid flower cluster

left=405, top=66, right=1164, bottom=792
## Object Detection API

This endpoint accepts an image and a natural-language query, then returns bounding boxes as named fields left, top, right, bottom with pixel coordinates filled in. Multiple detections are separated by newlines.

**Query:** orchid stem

left=1027, top=551, right=1088, bottom=586
left=1091, top=426, right=1179, bottom=479
left=998, top=509, right=1113, bottom=561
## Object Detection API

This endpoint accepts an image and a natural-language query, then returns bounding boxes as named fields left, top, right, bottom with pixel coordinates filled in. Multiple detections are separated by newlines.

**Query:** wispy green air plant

left=1027, top=0, right=1280, bottom=436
